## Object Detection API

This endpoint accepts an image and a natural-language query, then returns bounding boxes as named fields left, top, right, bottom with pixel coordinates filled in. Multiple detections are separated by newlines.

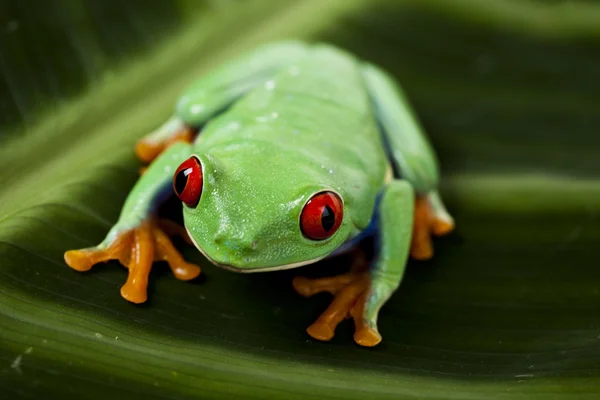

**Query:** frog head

left=172, top=144, right=356, bottom=272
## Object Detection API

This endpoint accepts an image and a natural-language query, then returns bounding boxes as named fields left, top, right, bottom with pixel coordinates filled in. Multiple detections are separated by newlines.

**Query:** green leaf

left=2, top=0, right=600, bottom=398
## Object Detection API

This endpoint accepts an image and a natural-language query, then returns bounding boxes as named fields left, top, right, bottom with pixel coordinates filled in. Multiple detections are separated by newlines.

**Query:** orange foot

left=292, top=251, right=381, bottom=347
left=64, top=218, right=200, bottom=303
left=410, top=195, right=455, bottom=260
left=135, top=126, right=195, bottom=164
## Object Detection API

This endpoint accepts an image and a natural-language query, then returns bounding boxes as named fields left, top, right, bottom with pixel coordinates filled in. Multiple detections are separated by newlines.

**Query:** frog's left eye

left=300, top=191, right=343, bottom=240
left=173, top=156, right=203, bottom=208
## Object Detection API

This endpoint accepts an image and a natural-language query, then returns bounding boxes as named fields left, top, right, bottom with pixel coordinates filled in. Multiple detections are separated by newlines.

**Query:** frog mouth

left=184, top=226, right=328, bottom=273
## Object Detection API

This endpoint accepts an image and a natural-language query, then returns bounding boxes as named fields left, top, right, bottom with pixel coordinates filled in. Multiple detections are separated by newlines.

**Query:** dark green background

left=1, top=0, right=600, bottom=398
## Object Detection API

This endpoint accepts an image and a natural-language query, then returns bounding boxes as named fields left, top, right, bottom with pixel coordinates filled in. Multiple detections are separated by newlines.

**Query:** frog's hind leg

left=362, top=62, right=455, bottom=261
left=411, top=191, right=455, bottom=260
left=137, top=41, right=310, bottom=165
left=428, top=191, right=455, bottom=236
left=136, top=117, right=196, bottom=164
left=293, top=248, right=367, bottom=297
left=292, top=248, right=371, bottom=341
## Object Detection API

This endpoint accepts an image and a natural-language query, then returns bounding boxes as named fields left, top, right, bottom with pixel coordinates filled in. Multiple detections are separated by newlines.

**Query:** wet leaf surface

left=1, top=0, right=600, bottom=398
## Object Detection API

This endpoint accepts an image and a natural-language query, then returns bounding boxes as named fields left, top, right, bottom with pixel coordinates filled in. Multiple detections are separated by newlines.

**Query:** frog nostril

left=213, top=235, right=222, bottom=244
left=213, top=234, right=257, bottom=252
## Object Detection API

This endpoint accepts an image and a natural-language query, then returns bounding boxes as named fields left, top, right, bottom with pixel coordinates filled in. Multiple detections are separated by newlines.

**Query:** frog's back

left=195, top=44, right=389, bottom=228
left=197, top=44, right=387, bottom=168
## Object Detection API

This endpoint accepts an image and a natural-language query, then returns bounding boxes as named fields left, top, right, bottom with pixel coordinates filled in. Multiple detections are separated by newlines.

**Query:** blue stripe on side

left=328, top=192, right=383, bottom=258
left=150, top=181, right=177, bottom=214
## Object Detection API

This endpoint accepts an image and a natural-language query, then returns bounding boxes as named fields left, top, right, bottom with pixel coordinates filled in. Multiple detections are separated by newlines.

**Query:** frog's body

left=64, top=42, right=454, bottom=347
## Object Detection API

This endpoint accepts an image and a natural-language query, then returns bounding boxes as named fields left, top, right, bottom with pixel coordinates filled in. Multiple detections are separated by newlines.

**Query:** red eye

left=173, top=156, right=202, bottom=208
left=300, top=191, right=343, bottom=240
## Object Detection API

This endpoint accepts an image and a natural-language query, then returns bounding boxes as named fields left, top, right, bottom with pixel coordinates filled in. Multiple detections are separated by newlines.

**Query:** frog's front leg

left=294, top=180, right=413, bottom=347
left=65, top=218, right=199, bottom=303
left=362, top=63, right=455, bottom=260
left=64, top=142, right=200, bottom=303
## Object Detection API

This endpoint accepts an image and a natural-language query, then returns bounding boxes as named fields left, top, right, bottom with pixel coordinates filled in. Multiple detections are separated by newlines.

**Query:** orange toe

left=64, top=218, right=201, bottom=305
left=171, top=264, right=201, bottom=281
left=135, top=140, right=163, bottom=164
left=410, top=194, right=455, bottom=260
left=157, top=218, right=194, bottom=246
left=307, top=322, right=335, bottom=341
left=354, top=327, right=382, bottom=347
left=411, top=195, right=434, bottom=260
left=410, top=240, right=434, bottom=260
left=135, top=127, right=195, bottom=164
left=292, top=276, right=316, bottom=297
left=152, top=222, right=201, bottom=281
left=64, top=250, right=97, bottom=272
left=300, top=274, right=371, bottom=344
left=432, top=218, right=455, bottom=237
left=120, top=282, right=148, bottom=304
left=165, top=127, right=195, bottom=147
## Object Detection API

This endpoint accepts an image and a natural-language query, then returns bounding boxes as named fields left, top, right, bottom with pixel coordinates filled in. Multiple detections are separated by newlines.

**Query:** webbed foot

left=64, top=218, right=200, bottom=303
left=292, top=251, right=381, bottom=347
left=410, top=192, right=455, bottom=260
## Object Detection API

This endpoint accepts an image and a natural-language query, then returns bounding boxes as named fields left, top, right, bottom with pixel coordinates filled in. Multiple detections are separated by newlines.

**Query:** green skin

left=95, top=41, right=452, bottom=336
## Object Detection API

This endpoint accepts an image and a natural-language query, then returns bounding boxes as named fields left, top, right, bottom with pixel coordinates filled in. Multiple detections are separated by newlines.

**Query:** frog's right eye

left=173, top=156, right=203, bottom=208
